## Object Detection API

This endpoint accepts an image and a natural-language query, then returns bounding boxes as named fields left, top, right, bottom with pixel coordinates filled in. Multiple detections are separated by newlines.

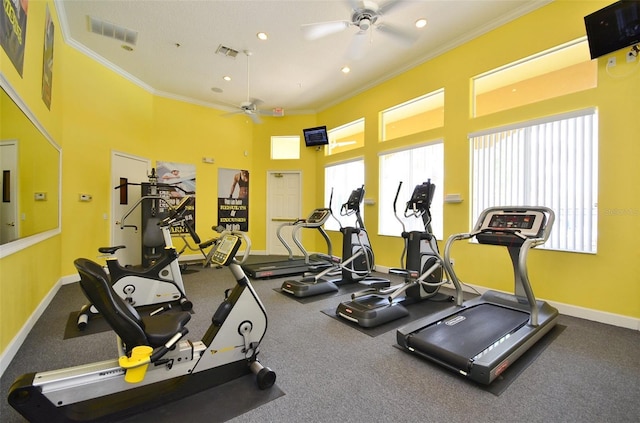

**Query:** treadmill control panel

left=305, top=209, right=331, bottom=226
left=477, top=210, right=546, bottom=245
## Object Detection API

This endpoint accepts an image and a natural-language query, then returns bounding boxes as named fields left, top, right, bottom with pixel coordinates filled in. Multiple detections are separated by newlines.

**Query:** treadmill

left=396, top=206, right=558, bottom=385
left=242, top=208, right=335, bottom=278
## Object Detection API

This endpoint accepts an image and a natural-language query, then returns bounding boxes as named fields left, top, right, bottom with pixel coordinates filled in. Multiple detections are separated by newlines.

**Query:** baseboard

left=374, top=265, right=640, bottom=331
left=0, top=278, right=63, bottom=377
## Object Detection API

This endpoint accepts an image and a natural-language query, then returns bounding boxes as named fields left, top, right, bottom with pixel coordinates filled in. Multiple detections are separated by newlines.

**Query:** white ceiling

left=56, top=0, right=551, bottom=115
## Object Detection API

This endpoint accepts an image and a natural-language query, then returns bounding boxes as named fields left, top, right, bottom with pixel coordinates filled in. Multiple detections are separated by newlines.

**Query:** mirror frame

left=0, top=74, right=62, bottom=258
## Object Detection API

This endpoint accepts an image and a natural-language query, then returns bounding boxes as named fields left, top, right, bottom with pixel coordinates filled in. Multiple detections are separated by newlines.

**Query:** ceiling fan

left=223, top=50, right=273, bottom=124
left=301, top=0, right=418, bottom=59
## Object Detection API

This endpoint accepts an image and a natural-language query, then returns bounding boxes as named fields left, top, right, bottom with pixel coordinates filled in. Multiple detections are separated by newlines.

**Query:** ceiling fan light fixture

left=359, top=18, right=371, bottom=31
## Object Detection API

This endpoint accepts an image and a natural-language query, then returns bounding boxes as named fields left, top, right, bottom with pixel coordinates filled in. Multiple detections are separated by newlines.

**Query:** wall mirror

left=0, top=78, right=61, bottom=257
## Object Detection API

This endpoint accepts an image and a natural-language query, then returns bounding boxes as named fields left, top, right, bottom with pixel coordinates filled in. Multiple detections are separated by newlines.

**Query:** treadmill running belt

left=407, top=304, right=529, bottom=371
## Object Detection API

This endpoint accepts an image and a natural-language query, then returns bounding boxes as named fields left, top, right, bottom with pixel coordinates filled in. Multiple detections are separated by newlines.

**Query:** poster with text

left=218, top=168, right=249, bottom=232
left=1, top=0, right=28, bottom=76
left=41, top=4, right=54, bottom=109
left=156, top=161, right=196, bottom=236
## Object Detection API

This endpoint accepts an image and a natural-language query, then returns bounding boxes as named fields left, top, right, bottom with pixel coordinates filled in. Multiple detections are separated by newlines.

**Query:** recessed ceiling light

left=415, top=19, right=427, bottom=28
left=341, top=66, right=350, bottom=74
left=121, top=44, right=134, bottom=51
left=257, top=32, right=268, bottom=40
left=211, top=87, right=223, bottom=93
left=223, top=76, right=231, bottom=81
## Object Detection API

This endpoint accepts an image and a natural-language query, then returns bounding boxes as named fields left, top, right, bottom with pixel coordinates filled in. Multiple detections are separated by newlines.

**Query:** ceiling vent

left=88, top=16, right=138, bottom=45
left=215, top=44, right=239, bottom=58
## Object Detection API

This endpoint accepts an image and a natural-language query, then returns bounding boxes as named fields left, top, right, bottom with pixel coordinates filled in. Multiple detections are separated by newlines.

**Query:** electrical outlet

left=607, top=57, right=616, bottom=67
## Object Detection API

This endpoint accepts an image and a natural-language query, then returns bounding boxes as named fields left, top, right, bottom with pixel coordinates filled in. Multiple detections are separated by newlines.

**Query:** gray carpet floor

left=2, top=265, right=640, bottom=422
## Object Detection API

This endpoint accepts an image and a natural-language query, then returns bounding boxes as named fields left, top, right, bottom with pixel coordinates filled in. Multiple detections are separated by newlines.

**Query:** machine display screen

left=487, top=214, right=536, bottom=230
left=210, top=234, right=241, bottom=266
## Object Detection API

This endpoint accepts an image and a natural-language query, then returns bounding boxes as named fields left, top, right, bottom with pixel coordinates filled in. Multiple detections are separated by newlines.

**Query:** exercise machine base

left=281, top=278, right=339, bottom=298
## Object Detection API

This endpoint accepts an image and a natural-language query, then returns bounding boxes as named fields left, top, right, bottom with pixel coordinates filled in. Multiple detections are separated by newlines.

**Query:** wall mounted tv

left=584, top=0, right=640, bottom=59
left=303, top=126, right=329, bottom=147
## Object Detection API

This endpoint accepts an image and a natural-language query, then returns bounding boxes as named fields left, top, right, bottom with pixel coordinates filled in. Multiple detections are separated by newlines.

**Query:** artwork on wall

left=156, top=161, right=196, bottom=235
left=41, top=4, right=54, bottom=109
left=1, top=0, right=28, bottom=77
left=218, top=168, right=249, bottom=232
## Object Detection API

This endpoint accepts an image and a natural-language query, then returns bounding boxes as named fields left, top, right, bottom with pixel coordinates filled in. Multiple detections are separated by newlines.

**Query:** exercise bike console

left=209, top=234, right=242, bottom=266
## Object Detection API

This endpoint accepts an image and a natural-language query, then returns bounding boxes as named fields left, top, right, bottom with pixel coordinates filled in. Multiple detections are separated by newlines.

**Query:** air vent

left=88, top=16, right=138, bottom=45
left=215, top=44, right=239, bottom=58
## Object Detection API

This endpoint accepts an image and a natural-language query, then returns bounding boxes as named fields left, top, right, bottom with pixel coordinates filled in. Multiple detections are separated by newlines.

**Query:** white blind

left=378, top=141, right=444, bottom=240
left=470, top=109, right=598, bottom=253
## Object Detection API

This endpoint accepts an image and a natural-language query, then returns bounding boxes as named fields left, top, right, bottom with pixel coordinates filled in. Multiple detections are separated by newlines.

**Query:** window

left=472, top=39, right=597, bottom=117
left=324, top=159, right=364, bottom=231
left=379, top=142, right=444, bottom=240
left=380, top=89, right=444, bottom=141
left=327, top=119, right=364, bottom=155
left=271, top=135, right=300, bottom=160
left=470, top=109, right=598, bottom=253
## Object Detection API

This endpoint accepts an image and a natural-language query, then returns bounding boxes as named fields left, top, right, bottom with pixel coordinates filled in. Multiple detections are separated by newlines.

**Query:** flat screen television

left=303, top=126, right=329, bottom=147
left=584, top=1, right=640, bottom=59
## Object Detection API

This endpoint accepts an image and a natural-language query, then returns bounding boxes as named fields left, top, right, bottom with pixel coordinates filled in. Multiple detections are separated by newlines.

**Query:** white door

left=0, top=141, right=18, bottom=244
left=111, top=151, right=151, bottom=266
left=266, top=172, right=301, bottom=256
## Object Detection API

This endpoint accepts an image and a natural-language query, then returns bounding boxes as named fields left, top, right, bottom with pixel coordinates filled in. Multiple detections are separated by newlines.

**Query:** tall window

left=324, top=159, right=365, bottom=231
left=470, top=109, right=598, bottom=253
left=379, top=142, right=444, bottom=240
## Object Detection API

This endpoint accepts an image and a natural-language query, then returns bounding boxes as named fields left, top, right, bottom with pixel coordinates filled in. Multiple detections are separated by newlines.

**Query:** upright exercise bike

left=281, top=185, right=387, bottom=298
left=75, top=195, right=196, bottom=330
left=8, top=230, right=276, bottom=422
left=335, top=180, right=451, bottom=327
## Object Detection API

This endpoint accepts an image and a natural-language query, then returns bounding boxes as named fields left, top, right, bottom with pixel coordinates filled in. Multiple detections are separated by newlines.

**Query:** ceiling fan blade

left=346, top=31, right=370, bottom=60
left=249, top=98, right=264, bottom=107
left=346, top=0, right=363, bottom=11
left=301, top=20, right=351, bottom=40
left=248, top=112, right=262, bottom=124
left=377, top=0, right=408, bottom=15
left=375, top=23, right=418, bottom=47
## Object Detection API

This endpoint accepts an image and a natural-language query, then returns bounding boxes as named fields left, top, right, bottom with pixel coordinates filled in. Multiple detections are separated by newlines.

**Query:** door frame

left=266, top=170, right=302, bottom=255
left=110, top=150, right=151, bottom=264
left=0, top=140, right=19, bottom=244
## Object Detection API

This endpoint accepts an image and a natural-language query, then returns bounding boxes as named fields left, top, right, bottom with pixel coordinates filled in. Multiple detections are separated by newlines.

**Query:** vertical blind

left=378, top=142, right=444, bottom=240
left=470, top=109, right=598, bottom=253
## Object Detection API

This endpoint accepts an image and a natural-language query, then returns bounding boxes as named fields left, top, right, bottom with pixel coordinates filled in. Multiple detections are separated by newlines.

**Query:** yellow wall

left=1, top=0, right=638, bottom=361
left=318, top=0, right=640, bottom=318
left=1, top=0, right=63, bottom=354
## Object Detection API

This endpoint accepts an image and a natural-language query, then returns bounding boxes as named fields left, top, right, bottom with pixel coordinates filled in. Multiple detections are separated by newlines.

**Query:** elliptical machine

left=335, top=180, right=451, bottom=327
left=281, top=185, right=386, bottom=298
left=75, top=195, right=196, bottom=330
left=8, top=230, right=276, bottom=422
